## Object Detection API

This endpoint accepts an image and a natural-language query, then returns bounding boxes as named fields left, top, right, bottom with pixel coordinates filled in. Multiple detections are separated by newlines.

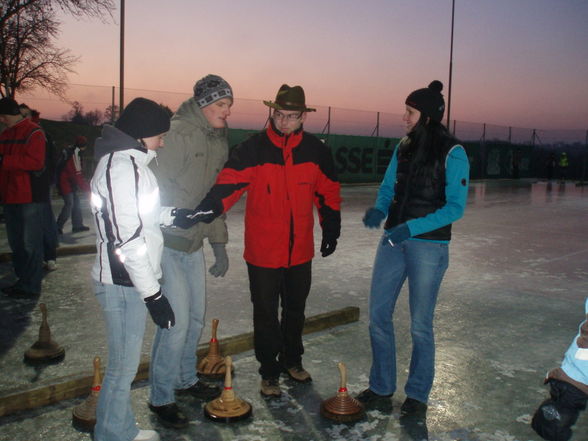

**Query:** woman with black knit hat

left=90, top=98, right=199, bottom=441
left=356, top=81, right=470, bottom=416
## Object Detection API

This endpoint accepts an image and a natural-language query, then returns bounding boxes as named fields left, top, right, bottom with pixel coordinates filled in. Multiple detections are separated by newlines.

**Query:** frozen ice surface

left=1, top=180, right=587, bottom=439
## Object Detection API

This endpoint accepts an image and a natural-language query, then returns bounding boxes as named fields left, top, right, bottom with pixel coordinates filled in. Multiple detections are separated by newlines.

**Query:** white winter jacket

left=91, top=125, right=175, bottom=299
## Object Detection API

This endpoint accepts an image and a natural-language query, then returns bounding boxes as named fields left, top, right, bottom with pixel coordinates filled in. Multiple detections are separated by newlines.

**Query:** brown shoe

left=285, top=365, right=312, bottom=383
left=260, top=378, right=281, bottom=397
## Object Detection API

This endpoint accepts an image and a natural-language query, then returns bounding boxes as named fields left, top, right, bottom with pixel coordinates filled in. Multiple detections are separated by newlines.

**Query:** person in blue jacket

left=532, top=298, right=588, bottom=441
left=356, top=81, right=470, bottom=416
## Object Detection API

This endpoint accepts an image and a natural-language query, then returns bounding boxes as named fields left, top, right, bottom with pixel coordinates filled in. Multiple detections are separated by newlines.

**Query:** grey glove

left=209, top=243, right=229, bottom=277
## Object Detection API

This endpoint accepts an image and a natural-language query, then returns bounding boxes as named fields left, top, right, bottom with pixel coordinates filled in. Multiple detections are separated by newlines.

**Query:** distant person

left=531, top=297, right=588, bottom=441
left=358, top=81, right=469, bottom=416
left=189, top=84, right=341, bottom=398
left=20, top=105, right=59, bottom=271
left=56, top=135, right=91, bottom=234
left=558, top=152, right=569, bottom=183
left=147, top=74, right=233, bottom=428
left=90, top=97, right=199, bottom=441
left=0, top=98, right=49, bottom=297
left=512, top=148, right=521, bottom=179
left=546, top=153, right=556, bottom=181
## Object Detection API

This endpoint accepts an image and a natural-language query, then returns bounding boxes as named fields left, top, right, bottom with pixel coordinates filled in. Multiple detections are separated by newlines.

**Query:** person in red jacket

left=56, top=135, right=91, bottom=234
left=192, top=84, right=341, bottom=397
left=0, top=97, right=49, bottom=297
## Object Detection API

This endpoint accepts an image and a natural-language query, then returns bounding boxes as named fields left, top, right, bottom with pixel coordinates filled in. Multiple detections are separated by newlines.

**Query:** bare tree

left=104, top=104, right=119, bottom=124
left=0, top=0, right=114, bottom=98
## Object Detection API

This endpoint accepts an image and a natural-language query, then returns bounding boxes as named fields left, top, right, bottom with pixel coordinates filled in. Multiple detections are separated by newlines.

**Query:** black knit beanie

left=0, top=97, right=21, bottom=116
left=405, top=80, right=445, bottom=123
left=115, top=98, right=170, bottom=139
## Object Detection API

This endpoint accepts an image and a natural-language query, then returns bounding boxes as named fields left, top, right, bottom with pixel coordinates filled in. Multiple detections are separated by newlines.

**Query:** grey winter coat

left=150, top=97, right=229, bottom=253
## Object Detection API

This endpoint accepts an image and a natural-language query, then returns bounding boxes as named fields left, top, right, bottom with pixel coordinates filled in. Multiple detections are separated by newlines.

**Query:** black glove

left=320, top=237, right=337, bottom=257
left=144, top=290, right=175, bottom=329
left=171, top=208, right=198, bottom=229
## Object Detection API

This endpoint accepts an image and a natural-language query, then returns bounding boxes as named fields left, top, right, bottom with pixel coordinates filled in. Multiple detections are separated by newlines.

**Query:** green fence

left=44, top=123, right=576, bottom=184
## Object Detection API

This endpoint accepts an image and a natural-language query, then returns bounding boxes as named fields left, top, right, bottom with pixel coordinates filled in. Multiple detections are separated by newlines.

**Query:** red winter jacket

left=0, top=118, right=47, bottom=204
left=57, top=147, right=90, bottom=195
left=201, top=123, right=341, bottom=268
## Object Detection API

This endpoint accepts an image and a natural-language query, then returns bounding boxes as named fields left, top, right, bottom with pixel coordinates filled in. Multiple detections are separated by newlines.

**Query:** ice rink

left=1, top=179, right=587, bottom=440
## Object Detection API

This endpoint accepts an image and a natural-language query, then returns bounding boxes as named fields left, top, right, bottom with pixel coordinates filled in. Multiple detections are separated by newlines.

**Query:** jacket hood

left=94, top=125, right=145, bottom=160
left=170, top=97, right=228, bottom=137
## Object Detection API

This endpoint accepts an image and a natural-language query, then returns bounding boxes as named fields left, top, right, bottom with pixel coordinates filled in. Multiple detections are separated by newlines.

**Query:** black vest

left=384, top=138, right=452, bottom=241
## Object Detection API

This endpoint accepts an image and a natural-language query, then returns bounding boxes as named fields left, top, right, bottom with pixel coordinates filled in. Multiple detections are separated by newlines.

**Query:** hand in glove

left=320, top=236, right=338, bottom=257
left=209, top=243, right=229, bottom=277
left=172, top=208, right=199, bottom=229
left=383, top=223, right=411, bottom=246
left=363, top=207, right=385, bottom=228
left=144, top=290, right=175, bottom=329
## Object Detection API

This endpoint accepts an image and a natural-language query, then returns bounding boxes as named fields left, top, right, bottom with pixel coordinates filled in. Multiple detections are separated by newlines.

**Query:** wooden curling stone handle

left=211, top=318, right=219, bottom=340
left=224, top=356, right=233, bottom=388
left=337, top=362, right=347, bottom=390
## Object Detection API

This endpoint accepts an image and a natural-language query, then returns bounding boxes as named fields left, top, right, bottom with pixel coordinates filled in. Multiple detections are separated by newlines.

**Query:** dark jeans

left=247, top=261, right=312, bottom=379
left=42, top=202, right=59, bottom=261
left=57, top=191, right=84, bottom=230
left=4, top=203, right=45, bottom=293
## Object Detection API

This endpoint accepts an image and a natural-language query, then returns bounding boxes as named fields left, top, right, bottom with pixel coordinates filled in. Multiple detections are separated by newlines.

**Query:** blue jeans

left=42, top=202, right=59, bottom=261
left=57, top=191, right=84, bottom=230
left=4, top=203, right=45, bottom=293
left=94, top=282, right=146, bottom=441
left=149, top=247, right=206, bottom=406
left=368, top=238, right=449, bottom=403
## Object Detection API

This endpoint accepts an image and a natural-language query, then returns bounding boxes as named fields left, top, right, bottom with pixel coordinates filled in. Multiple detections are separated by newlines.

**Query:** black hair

left=407, top=115, right=459, bottom=176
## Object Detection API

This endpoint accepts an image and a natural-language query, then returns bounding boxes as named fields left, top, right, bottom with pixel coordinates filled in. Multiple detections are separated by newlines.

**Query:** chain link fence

left=16, top=83, right=587, bottom=146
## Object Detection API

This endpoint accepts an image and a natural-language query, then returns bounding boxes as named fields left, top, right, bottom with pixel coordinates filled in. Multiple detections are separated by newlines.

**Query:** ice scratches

left=489, top=360, right=536, bottom=378
left=366, top=408, right=400, bottom=424
left=515, top=413, right=532, bottom=424
left=326, top=419, right=396, bottom=441
left=247, top=418, right=295, bottom=434
left=471, top=428, right=520, bottom=441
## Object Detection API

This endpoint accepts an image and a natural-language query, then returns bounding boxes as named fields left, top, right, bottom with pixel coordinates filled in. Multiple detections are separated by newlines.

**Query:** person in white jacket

left=91, top=97, right=197, bottom=441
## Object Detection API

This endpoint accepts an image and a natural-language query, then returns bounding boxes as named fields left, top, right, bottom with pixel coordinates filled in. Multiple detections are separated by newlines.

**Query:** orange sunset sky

left=38, top=0, right=588, bottom=131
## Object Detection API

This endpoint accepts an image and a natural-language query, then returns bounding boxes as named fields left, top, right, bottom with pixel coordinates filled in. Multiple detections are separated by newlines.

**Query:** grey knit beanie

left=193, top=74, right=233, bottom=108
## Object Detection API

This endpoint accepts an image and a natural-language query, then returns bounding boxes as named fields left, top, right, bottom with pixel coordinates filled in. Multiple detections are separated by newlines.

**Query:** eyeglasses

left=273, top=110, right=302, bottom=121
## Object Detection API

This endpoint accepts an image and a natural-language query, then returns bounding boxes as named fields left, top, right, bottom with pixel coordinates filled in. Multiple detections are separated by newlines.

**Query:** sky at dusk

left=50, top=0, right=588, bottom=131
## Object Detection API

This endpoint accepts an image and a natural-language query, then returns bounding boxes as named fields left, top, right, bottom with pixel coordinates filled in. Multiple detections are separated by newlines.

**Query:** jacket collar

left=266, top=119, right=303, bottom=149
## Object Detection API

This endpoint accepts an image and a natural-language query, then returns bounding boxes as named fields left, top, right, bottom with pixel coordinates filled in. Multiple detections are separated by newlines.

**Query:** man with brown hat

left=190, top=84, right=341, bottom=397
left=0, top=97, right=49, bottom=297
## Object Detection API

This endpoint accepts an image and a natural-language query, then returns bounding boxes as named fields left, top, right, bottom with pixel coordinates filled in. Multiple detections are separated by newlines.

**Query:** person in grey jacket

left=147, top=74, right=233, bottom=428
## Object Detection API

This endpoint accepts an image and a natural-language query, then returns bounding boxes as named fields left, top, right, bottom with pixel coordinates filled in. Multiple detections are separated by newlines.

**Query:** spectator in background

left=546, top=153, right=556, bottom=181
left=558, top=152, right=569, bottom=183
left=19, top=104, right=59, bottom=271
left=0, top=97, right=49, bottom=297
left=56, top=135, right=91, bottom=234
left=512, top=148, right=521, bottom=179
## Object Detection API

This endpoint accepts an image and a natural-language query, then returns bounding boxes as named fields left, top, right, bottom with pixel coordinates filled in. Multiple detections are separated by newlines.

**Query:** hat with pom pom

left=405, top=80, right=445, bottom=123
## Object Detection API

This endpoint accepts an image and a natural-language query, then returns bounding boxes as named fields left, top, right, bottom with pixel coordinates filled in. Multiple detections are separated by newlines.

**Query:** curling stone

left=197, top=318, right=233, bottom=380
left=72, top=356, right=102, bottom=432
left=24, top=303, right=65, bottom=364
left=204, top=356, right=252, bottom=423
left=320, top=362, right=365, bottom=423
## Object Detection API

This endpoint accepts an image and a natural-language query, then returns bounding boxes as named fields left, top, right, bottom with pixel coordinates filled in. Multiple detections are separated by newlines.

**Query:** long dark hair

left=407, top=114, right=459, bottom=177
